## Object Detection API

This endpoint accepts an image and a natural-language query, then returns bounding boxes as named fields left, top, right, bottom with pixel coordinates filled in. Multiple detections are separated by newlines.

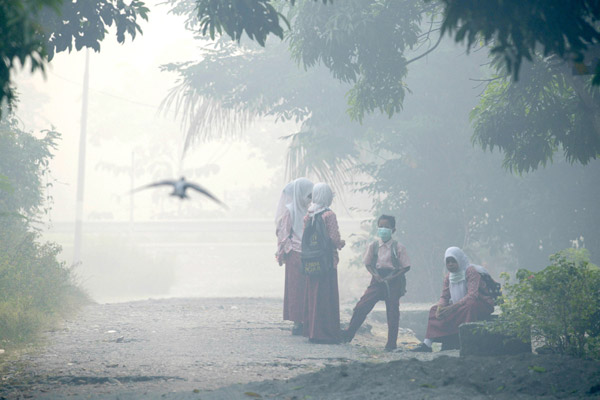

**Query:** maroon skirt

left=425, top=298, right=494, bottom=339
left=303, top=268, right=340, bottom=343
left=283, top=251, right=306, bottom=323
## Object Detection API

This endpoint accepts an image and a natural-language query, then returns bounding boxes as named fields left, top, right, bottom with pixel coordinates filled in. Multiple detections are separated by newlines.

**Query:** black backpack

left=301, top=211, right=333, bottom=275
left=479, top=272, right=502, bottom=304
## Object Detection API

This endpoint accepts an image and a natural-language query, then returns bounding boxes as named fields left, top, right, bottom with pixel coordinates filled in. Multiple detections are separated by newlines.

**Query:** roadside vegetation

left=0, top=0, right=148, bottom=349
left=0, top=113, right=89, bottom=349
left=495, top=248, right=600, bottom=359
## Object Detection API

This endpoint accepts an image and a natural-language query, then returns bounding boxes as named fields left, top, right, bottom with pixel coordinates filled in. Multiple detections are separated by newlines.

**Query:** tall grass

left=0, top=115, right=88, bottom=348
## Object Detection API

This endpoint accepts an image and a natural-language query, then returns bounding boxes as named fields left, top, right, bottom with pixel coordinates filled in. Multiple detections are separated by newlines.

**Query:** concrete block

left=459, top=321, right=531, bottom=357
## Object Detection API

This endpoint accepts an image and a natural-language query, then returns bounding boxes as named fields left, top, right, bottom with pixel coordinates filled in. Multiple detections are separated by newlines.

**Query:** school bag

left=479, top=272, right=503, bottom=304
left=301, top=210, right=333, bottom=275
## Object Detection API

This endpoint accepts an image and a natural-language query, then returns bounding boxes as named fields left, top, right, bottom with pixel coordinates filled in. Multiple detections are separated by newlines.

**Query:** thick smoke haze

left=11, top=1, right=375, bottom=304
left=10, top=0, right=599, bottom=306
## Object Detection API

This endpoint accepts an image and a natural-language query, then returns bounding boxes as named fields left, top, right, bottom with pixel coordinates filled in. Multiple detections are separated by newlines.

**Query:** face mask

left=377, top=227, right=392, bottom=242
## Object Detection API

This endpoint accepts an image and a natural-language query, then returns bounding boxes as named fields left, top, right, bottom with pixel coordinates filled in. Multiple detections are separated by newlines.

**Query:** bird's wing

left=131, top=180, right=176, bottom=193
left=186, top=183, right=229, bottom=209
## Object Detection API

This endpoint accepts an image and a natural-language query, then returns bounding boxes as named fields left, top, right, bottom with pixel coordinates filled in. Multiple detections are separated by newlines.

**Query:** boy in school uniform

left=341, top=214, right=411, bottom=351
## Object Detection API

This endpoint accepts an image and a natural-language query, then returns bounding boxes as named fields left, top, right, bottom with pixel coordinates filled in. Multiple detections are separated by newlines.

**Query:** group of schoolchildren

left=275, top=178, right=497, bottom=352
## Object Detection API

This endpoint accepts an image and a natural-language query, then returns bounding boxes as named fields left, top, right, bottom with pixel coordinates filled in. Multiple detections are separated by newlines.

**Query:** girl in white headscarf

left=275, top=181, right=294, bottom=227
left=275, top=178, right=314, bottom=335
left=412, top=246, right=495, bottom=352
left=302, top=182, right=346, bottom=344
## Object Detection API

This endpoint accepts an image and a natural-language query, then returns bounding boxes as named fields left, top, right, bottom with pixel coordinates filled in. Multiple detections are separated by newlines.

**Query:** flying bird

left=132, top=176, right=228, bottom=208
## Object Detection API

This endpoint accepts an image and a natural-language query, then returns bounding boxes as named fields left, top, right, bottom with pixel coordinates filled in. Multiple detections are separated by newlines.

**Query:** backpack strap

left=390, top=240, right=401, bottom=269
left=369, top=240, right=379, bottom=268
left=370, top=240, right=401, bottom=269
left=313, top=208, right=330, bottom=219
left=364, top=240, right=379, bottom=277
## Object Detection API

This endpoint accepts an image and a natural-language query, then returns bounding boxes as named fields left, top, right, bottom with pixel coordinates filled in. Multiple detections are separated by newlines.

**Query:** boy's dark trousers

left=345, top=272, right=405, bottom=349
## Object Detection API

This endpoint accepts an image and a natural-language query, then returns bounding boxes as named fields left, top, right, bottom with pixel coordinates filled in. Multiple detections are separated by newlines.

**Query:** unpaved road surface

left=0, top=297, right=436, bottom=399
left=2, top=298, right=599, bottom=399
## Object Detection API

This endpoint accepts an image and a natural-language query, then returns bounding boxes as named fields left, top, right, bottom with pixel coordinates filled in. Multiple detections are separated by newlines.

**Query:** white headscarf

left=275, top=181, right=294, bottom=226
left=285, top=178, right=314, bottom=239
left=444, top=246, right=489, bottom=304
left=308, top=182, right=333, bottom=217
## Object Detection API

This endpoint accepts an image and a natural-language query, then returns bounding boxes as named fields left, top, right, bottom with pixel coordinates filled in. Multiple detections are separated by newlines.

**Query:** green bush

left=496, top=248, right=600, bottom=358
left=0, top=114, right=87, bottom=347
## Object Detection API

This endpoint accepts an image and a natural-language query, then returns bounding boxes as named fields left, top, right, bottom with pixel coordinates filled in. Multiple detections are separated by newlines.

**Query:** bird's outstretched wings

left=131, top=180, right=176, bottom=193
left=186, top=183, right=228, bottom=209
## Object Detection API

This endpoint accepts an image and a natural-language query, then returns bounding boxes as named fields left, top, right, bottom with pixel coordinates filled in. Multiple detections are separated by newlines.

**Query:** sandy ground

left=1, top=297, right=599, bottom=399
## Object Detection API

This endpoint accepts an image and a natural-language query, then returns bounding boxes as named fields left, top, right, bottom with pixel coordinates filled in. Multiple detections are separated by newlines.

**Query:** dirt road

left=0, top=298, right=435, bottom=399
left=2, top=298, right=599, bottom=399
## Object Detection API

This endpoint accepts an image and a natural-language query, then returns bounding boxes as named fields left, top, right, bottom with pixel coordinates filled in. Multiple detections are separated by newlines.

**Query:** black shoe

left=292, top=323, right=303, bottom=336
left=410, top=342, right=432, bottom=353
left=340, top=329, right=353, bottom=343
left=384, top=344, right=397, bottom=352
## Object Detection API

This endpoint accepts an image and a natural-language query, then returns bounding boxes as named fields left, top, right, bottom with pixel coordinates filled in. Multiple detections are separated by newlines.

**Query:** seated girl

left=412, top=246, right=495, bottom=352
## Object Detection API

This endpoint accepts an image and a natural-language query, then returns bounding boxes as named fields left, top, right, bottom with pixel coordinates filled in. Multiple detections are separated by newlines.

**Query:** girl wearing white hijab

left=276, top=178, right=314, bottom=334
left=412, top=246, right=495, bottom=352
left=302, top=183, right=346, bottom=344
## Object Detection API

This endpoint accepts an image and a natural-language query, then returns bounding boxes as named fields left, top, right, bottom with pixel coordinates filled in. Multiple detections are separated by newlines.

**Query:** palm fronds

left=160, top=83, right=259, bottom=157
left=284, top=130, right=359, bottom=196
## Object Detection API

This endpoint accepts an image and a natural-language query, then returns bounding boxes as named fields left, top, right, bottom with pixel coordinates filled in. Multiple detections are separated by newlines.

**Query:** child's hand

left=435, top=305, right=444, bottom=319
left=436, top=304, right=456, bottom=319
left=275, top=252, right=285, bottom=266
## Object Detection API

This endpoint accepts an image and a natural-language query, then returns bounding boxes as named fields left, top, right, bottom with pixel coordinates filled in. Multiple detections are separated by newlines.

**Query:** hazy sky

left=9, top=3, right=374, bottom=302
left=13, top=0, right=299, bottom=222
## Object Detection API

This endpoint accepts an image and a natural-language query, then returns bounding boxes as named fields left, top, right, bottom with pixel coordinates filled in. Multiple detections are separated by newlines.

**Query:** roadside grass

left=0, top=116, right=90, bottom=353
left=0, top=222, right=91, bottom=351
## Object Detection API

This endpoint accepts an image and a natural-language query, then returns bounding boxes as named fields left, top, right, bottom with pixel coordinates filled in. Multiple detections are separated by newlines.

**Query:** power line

left=49, top=70, right=177, bottom=115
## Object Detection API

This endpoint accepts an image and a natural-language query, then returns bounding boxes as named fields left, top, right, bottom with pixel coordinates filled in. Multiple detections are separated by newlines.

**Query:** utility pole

left=73, top=49, right=90, bottom=266
left=129, top=150, right=135, bottom=235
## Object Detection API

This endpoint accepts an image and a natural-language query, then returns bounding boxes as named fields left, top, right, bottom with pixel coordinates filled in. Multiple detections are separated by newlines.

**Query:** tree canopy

left=162, top=17, right=600, bottom=299
left=189, top=0, right=600, bottom=84
left=184, top=0, right=600, bottom=172
left=182, top=0, right=330, bottom=45
left=471, top=55, right=600, bottom=173
left=0, top=0, right=149, bottom=112
left=437, top=0, right=600, bottom=84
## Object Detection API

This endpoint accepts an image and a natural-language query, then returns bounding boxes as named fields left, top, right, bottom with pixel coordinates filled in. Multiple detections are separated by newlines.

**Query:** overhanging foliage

left=0, top=0, right=149, bottom=114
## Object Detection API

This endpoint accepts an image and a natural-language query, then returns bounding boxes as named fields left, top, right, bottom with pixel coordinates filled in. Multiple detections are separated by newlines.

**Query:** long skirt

left=283, top=251, right=306, bottom=323
left=303, top=268, right=340, bottom=343
left=425, top=298, right=494, bottom=340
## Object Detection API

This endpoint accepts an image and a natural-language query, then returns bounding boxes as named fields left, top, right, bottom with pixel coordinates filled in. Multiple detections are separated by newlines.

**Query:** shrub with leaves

left=496, top=248, right=600, bottom=358
left=0, top=113, right=87, bottom=347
